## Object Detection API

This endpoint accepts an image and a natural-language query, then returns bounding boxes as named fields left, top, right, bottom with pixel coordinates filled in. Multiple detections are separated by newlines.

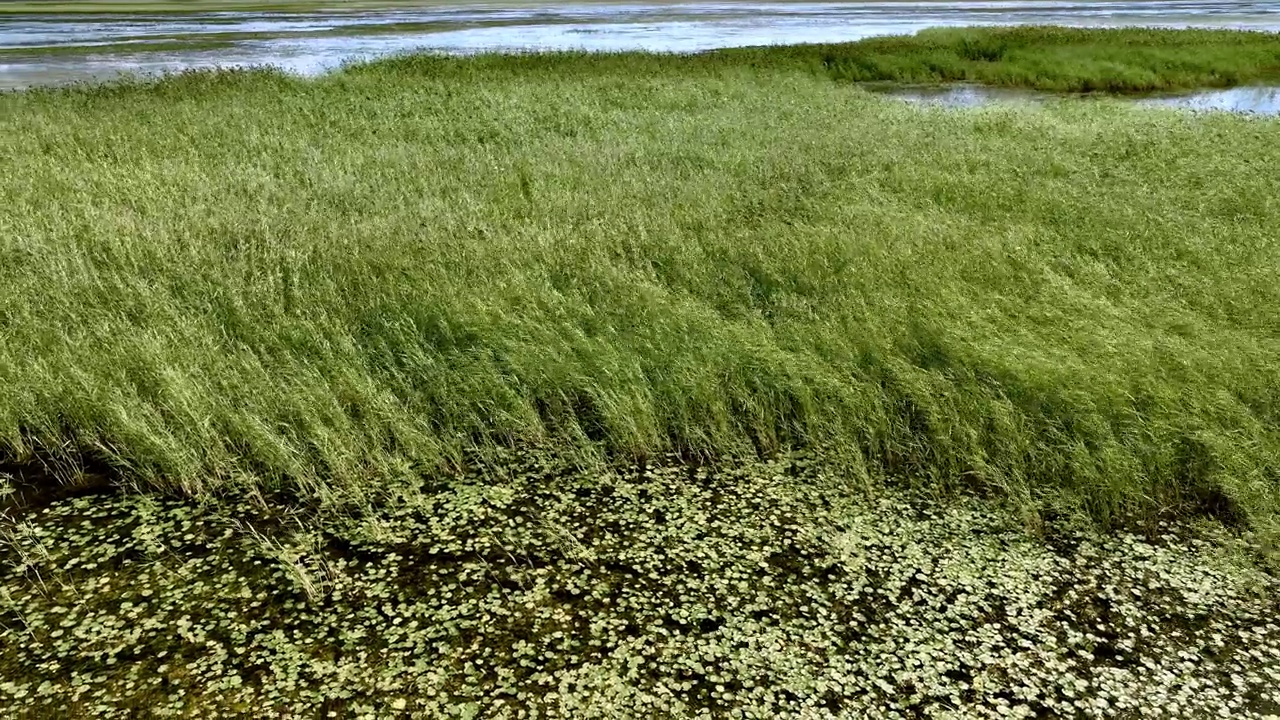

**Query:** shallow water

left=1, top=0, right=1279, bottom=89
left=1140, top=84, right=1280, bottom=113
left=872, top=83, right=1280, bottom=114
left=868, top=84, right=1048, bottom=107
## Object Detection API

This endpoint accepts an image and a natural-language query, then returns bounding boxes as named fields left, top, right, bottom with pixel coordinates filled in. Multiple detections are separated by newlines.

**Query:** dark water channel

left=2, top=1, right=1280, bottom=89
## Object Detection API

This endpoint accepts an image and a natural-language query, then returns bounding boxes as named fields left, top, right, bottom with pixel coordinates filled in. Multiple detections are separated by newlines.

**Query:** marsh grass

left=716, top=26, right=1280, bottom=93
left=2, top=34, right=1280, bottom=540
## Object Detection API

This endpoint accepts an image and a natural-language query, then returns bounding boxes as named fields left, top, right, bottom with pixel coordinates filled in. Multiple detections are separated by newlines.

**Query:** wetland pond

left=2, top=0, right=1280, bottom=89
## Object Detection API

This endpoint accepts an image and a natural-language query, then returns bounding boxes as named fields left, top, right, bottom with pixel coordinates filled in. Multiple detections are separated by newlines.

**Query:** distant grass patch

left=713, top=26, right=1280, bottom=93
left=2, top=36, right=1280, bottom=542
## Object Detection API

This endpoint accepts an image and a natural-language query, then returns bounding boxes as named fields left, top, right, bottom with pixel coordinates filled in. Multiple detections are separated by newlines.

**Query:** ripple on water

left=3, top=0, right=1280, bottom=89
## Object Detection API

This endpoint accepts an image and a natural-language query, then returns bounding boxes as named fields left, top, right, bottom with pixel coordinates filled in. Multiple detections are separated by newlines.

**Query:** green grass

left=2, top=35, right=1280, bottom=544
left=712, top=26, right=1280, bottom=93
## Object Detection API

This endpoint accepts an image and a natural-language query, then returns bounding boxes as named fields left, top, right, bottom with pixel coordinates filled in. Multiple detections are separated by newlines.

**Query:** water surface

left=872, top=83, right=1280, bottom=114
left=2, top=0, right=1279, bottom=89
left=1140, top=84, right=1280, bottom=113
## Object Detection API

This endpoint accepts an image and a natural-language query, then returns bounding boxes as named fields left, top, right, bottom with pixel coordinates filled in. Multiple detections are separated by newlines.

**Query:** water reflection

left=2, top=0, right=1279, bottom=89
left=1139, top=85, right=1280, bottom=113
left=867, top=84, right=1047, bottom=107
left=871, top=83, right=1280, bottom=115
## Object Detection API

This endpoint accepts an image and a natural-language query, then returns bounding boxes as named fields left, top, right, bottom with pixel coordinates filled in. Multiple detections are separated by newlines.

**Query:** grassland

left=712, top=26, right=1280, bottom=92
left=1, top=41, right=1279, bottom=520
left=3, top=27, right=1280, bottom=716
left=4, top=33, right=1280, bottom=536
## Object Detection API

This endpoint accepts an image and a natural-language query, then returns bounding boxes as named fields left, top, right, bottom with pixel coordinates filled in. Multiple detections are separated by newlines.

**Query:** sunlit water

left=872, top=83, right=1280, bottom=114
left=1139, top=84, right=1280, bottom=113
left=1, top=1, right=1278, bottom=89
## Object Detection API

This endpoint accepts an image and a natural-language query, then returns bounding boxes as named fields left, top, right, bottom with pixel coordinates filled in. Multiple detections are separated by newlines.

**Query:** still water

left=1, top=1, right=1279, bottom=89
left=870, top=83, right=1280, bottom=114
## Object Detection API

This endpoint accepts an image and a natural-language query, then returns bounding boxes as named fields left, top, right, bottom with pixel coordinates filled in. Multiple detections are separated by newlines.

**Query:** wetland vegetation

left=2, top=26, right=1280, bottom=717
left=732, top=26, right=1280, bottom=92
left=3, top=454, right=1278, bottom=717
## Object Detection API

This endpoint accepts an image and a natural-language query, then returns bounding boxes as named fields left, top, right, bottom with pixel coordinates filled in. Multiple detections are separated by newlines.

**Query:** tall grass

left=2, top=38, right=1279, bottom=538
left=714, top=26, right=1280, bottom=92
